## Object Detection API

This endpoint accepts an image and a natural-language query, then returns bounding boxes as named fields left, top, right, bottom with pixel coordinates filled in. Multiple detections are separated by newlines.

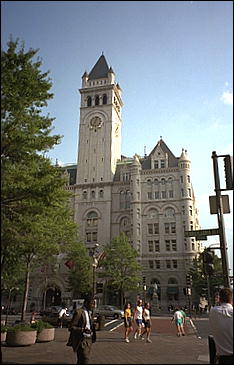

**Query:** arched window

left=147, top=179, right=152, bottom=185
left=161, top=178, right=165, bottom=185
left=86, top=211, right=98, bottom=226
left=154, top=178, right=159, bottom=185
left=87, top=96, right=92, bottom=107
left=99, top=189, right=104, bottom=198
left=95, top=96, right=99, bottom=105
left=103, top=94, right=107, bottom=104
left=164, top=207, right=175, bottom=218
left=148, top=208, right=158, bottom=219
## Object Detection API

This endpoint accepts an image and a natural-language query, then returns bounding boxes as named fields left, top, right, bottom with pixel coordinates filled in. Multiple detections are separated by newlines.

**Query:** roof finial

left=102, top=51, right=104, bottom=55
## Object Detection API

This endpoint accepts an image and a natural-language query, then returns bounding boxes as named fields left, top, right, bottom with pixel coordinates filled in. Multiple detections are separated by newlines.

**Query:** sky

left=1, top=1, right=233, bottom=275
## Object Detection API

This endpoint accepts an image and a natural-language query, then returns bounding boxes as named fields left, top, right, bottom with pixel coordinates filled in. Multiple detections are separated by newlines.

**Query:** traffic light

left=202, top=249, right=214, bottom=275
left=224, top=155, right=233, bottom=190
left=186, top=274, right=192, bottom=287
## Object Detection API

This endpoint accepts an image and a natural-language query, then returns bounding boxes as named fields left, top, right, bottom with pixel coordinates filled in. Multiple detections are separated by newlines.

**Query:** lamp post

left=91, top=243, right=99, bottom=301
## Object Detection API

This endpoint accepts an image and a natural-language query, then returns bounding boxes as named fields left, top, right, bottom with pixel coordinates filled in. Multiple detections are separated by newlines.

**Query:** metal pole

left=212, top=151, right=230, bottom=288
left=206, top=275, right=212, bottom=310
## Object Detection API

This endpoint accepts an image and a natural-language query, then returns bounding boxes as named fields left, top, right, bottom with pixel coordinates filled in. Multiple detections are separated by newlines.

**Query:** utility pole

left=211, top=151, right=230, bottom=288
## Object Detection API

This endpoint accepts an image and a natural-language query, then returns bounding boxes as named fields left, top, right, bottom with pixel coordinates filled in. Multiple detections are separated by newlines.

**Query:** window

left=164, top=222, right=176, bottom=234
left=164, top=223, right=170, bottom=234
left=188, top=188, right=191, bottom=197
left=180, top=176, right=183, bottom=183
left=155, top=260, right=160, bottom=269
left=172, top=240, right=177, bottom=251
left=148, top=208, right=158, bottom=219
left=165, top=208, right=175, bottom=218
left=147, top=179, right=152, bottom=185
left=149, top=260, right=154, bottom=269
left=155, top=240, right=160, bottom=252
left=148, top=241, right=153, bottom=252
left=103, top=94, right=107, bottom=104
left=83, top=190, right=87, bottom=199
left=189, top=206, right=193, bottom=216
left=87, top=96, right=92, bottom=107
left=155, top=191, right=160, bottom=199
left=171, top=223, right=176, bottom=233
left=161, top=191, right=166, bottom=199
left=160, top=160, right=165, bottom=168
left=154, top=178, right=159, bottom=185
left=148, top=224, right=153, bottom=234
left=99, top=190, right=104, bottom=198
left=169, top=190, right=174, bottom=198
left=154, top=160, right=159, bottom=169
left=181, top=189, right=184, bottom=197
left=86, top=211, right=98, bottom=226
left=95, top=96, right=99, bottom=105
left=91, top=190, right=95, bottom=199
left=147, top=192, right=152, bottom=200
left=187, top=175, right=190, bottom=183
left=166, top=240, right=170, bottom=251
left=153, top=223, right=159, bottom=234
left=161, top=178, right=165, bottom=185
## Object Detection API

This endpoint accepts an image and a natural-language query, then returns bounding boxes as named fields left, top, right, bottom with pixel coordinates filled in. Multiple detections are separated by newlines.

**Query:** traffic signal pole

left=212, top=151, right=230, bottom=288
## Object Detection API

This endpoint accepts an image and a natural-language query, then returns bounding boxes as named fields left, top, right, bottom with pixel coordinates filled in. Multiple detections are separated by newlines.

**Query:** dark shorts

left=136, top=319, right=143, bottom=326
left=124, top=317, right=132, bottom=328
left=144, top=320, right=151, bottom=328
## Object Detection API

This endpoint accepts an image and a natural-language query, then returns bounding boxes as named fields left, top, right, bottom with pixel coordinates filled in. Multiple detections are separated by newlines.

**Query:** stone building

left=7, top=55, right=202, bottom=312
left=62, top=55, right=202, bottom=310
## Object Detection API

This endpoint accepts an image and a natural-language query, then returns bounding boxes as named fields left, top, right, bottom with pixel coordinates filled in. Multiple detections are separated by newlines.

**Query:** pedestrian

left=30, top=311, right=36, bottom=324
left=171, top=307, right=185, bottom=336
left=209, top=288, right=233, bottom=364
left=133, top=299, right=144, bottom=340
left=123, top=302, right=133, bottom=343
left=57, top=306, right=69, bottom=328
left=140, top=302, right=152, bottom=343
left=67, top=295, right=96, bottom=364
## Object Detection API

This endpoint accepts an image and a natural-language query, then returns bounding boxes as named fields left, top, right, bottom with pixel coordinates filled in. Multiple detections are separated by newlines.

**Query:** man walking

left=68, top=295, right=96, bottom=364
left=209, top=288, right=233, bottom=364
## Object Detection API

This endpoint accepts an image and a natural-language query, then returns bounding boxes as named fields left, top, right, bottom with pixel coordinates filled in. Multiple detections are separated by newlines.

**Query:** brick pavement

left=1, top=317, right=210, bottom=364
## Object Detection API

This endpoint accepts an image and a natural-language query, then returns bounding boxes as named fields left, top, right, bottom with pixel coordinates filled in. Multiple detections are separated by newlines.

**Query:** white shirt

left=135, top=305, right=143, bottom=319
left=174, top=310, right=183, bottom=320
left=59, top=308, right=68, bottom=318
left=143, top=308, right=150, bottom=321
left=209, top=303, right=233, bottom=356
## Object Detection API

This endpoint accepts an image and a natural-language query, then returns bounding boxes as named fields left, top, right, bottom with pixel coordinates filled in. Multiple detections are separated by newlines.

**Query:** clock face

left=90, top=116, right=102, bottom=129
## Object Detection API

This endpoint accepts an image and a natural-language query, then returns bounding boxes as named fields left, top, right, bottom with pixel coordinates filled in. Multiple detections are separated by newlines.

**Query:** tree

left=189, top=251, right=223, bottom=304
left=99, top=233, right=142, bottom=307
left=1, top=38, right=81, bottom=320
left=65, top=241, right=93, bottom=299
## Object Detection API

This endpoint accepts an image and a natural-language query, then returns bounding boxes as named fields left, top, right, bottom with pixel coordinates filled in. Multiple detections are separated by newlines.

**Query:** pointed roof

left=88, top=55, right=109, bottom=80
left=141, top=138, right=179, bottom=169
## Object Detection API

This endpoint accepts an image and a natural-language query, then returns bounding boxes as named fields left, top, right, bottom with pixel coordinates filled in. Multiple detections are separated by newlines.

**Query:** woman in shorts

left=124, top=302, right=133, bottom=343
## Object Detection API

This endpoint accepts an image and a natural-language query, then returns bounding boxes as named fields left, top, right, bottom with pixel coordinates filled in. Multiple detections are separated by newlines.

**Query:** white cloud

left=220, top=91, right=233, bottom=105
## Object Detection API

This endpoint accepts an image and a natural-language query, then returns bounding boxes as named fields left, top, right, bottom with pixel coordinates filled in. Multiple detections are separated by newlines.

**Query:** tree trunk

left=21, top=260, right=30, bottom=321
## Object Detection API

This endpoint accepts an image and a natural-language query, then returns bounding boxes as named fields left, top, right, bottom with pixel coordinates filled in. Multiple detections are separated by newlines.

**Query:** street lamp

left=91, top=243, right=99, bottom=301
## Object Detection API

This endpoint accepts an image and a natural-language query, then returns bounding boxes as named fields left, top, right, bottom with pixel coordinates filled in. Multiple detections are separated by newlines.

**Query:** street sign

left=209, top=195, right=230, bottom=214
left=184, top=228, right=219, bottom=238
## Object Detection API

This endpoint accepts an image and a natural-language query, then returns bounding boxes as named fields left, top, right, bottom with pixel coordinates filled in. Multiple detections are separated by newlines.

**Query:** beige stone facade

left=62, top=55, right=202, bottom=310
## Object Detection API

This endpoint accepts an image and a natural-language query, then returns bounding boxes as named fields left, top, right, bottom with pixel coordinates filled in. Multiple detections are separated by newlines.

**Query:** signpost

left=184, top=228, right=219, bottom=240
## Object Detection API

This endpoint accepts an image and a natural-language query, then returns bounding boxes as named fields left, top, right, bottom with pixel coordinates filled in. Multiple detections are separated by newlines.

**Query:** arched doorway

left=42, top=287, right=61, bottom=308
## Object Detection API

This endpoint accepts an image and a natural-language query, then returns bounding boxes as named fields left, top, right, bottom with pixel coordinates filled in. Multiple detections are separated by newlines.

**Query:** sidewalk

left=1, top=323, right=209, bottom=364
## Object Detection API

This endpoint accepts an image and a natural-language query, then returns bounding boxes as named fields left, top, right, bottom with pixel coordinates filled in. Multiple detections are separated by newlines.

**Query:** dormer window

left=160, top=160, right=165, bottom=168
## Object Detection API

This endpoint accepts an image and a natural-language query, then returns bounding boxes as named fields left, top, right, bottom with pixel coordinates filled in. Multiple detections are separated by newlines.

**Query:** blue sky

left=2, top=1, right=233, bottom=275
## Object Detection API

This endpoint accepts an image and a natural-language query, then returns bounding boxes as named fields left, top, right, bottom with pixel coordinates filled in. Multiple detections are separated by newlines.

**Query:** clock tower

left=77, top=55, right=123, bottom=184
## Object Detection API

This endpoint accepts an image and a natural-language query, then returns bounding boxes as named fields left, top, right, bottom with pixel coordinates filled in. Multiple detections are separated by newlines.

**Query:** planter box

left=6, top=330, right=37, bottom=346
left=1, top=332, right=7, bottom=342
left=36, top=328, right=55, bottom=342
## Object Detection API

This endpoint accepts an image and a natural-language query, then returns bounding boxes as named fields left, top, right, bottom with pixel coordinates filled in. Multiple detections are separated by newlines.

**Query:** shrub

left=31, top=319, right=53, bottom=333
left=1, top=324, right=8, bottom=333
left=7, top=323, right=36, bottom=332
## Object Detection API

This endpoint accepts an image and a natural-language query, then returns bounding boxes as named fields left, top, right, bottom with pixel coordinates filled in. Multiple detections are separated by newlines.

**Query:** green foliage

left=100, top=233, right=142, bottom=302
left=7, top=323, right=36, bottom=332
left=31, top=319, right=53, bottom=332
left=66, top=241, right=93, bottom=298
left=189, top=251, right=223, bottom=299
left=1, top=325, right=8, bottom=333
left=1, top=37, right=81, bottom=319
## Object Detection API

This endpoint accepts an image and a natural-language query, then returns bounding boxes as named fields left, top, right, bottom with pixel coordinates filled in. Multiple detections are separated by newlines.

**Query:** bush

left=7, top=323, right=36, bottom=332
left=1, top=324, right=8, bottom=333
left=31, top=319, right=54, bottom=333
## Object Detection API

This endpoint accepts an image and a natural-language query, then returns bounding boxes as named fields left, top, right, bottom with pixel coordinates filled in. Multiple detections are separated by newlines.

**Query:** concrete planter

left=6, top=330, right=37, bottom=346
left=36, top=327, right=55, bottom=342
left=1, top=331, right=7, bottom=342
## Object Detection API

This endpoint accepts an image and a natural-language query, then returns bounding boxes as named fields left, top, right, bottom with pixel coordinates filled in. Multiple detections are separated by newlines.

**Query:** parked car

left=94, top=305, right=124, bottom=319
